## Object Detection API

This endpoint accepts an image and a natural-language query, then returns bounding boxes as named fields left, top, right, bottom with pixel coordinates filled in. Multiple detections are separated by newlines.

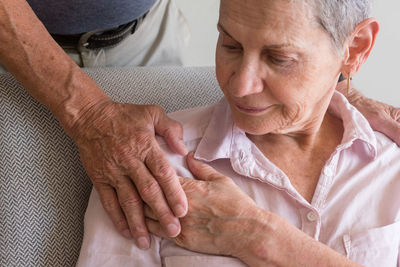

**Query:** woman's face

left=216, top=0, right=344, bottom=136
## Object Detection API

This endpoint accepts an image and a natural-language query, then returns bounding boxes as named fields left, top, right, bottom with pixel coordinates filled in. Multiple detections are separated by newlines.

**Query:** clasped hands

left=68, top=82, right=399, bottom=252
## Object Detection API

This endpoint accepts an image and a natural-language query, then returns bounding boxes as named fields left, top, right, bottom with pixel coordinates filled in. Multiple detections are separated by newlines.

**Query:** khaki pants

left=0, top=0, right=189, bottom=72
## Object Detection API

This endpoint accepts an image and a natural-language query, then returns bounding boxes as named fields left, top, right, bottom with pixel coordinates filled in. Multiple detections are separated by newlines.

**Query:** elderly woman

left=77, top=0, right=400, bottom=266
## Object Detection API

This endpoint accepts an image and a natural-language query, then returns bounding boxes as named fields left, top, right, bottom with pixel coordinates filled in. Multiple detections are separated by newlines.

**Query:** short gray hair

left=310, top=0, right=372, bottom=52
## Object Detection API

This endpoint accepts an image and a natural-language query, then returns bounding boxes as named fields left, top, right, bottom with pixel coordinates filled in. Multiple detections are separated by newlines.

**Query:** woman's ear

left=341, top=18, right=379, bottom=77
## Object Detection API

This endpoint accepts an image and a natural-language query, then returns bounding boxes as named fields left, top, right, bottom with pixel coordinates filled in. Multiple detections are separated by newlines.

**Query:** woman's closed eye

left=267, top=54, right=295, bottom=68
left=222, top=44, right=242, bottom=51
left=221, top=37, right=242, bottom=52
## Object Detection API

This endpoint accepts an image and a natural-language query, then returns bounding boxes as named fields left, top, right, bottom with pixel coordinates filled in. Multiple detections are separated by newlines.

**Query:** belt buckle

left=78, top=29, right=104, bottom=52
left=77, top=12, right=147, bottom=51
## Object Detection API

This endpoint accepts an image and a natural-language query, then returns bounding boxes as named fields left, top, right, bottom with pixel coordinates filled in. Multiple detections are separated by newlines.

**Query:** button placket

left=301, top=208, right=321, bottom=239
left=323, top=167, right=334, bottom=177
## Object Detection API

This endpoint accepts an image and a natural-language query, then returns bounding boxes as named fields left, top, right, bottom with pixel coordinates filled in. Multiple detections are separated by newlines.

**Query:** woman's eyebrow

left=217, top=23, right=235, bottom=39
left=263, top=43, right=293, bottom=50
left=218, top=22, right=295, bottom=50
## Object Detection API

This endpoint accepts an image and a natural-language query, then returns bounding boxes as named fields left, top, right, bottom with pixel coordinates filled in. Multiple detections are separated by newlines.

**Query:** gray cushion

left=0, top=66, right=222, bottom=266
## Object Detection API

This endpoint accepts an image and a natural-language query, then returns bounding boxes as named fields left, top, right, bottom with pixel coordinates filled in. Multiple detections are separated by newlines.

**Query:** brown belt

left=51, top=13, right=147, bottom=50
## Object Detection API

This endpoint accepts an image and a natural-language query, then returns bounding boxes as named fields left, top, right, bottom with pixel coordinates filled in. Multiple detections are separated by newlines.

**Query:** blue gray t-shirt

left=27, top=0, right=156, bottom=34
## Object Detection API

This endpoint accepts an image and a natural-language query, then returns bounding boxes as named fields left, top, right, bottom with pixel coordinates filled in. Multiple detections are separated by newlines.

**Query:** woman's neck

left=248, top=111, right=343, bottom=155
left=247, top=112, right=344, bottom=202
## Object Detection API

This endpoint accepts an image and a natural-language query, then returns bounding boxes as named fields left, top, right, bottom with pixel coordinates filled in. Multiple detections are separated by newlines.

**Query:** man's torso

left=27, top=0, right=156, bottom=34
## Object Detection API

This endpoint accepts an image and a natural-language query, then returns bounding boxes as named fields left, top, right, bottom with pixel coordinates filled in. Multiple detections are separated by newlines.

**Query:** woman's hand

left=144, top=152, right=269, bottom=258
left=145, top=153, right=362, bottom=267
left=337, top=81, right=400, bottom=145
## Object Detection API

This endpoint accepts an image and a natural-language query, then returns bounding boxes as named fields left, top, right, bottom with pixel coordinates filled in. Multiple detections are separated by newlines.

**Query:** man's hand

left=70, top=101, right=188, bottom=249
left=337, top=80, right=400, bottom=145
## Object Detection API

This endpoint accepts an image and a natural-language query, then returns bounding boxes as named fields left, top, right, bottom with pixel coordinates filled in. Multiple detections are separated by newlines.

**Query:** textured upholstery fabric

left=0, top=67, right=222, bottom=266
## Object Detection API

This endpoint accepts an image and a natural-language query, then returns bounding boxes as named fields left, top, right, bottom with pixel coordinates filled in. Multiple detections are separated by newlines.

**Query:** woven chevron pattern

left=0, top=67, right=222, bottom=266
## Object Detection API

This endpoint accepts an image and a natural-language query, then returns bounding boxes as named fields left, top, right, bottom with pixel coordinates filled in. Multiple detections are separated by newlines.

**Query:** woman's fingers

left=186, top=152, right=225, bottom=182
left=145, top=218, right=168, bottom=239
left=143, top=204, right=158, bottom=220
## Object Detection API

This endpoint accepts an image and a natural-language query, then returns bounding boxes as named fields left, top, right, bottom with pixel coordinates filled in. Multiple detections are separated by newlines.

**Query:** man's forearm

left=0, top=0, right=110, bottom=135
left=237, top=212, right=361, bottom=267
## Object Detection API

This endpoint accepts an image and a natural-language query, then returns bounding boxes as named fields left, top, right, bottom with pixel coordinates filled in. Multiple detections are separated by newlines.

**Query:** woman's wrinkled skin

left=215, top=0, right=347, bottom=202
left=146, top=0, right=378, bottom=266
left=216, top=0, right=341, bottom=137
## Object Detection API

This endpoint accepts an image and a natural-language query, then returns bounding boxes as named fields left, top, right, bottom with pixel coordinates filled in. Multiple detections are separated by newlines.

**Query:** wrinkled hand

left=337, top=80, right=400, bottom=145
left=145, top=153, right=266, bottom=258
left=70, top=100, right=188, bottom=249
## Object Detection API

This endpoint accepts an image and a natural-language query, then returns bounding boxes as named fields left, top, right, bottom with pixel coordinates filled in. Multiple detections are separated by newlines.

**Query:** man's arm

left=0, top=0, right=188, bottom=248
left=0, top=0, right=109, bottom=131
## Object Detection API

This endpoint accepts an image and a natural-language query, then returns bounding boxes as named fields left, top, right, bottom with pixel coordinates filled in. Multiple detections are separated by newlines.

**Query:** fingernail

left=167, top=223, right=180, bottom=237
left=137, top=237, right=150, bottom=249
left=122, top=229, right=132, bottom=239
left=174, top=204, right=187, bottom=218
left=179, top=140, right=188, bottom=155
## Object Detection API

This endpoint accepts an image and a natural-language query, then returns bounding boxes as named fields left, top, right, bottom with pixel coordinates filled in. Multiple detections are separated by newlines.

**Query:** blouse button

left=323, top=167, right=334, bottom=177
left=306, top=211, right=317, bottom=222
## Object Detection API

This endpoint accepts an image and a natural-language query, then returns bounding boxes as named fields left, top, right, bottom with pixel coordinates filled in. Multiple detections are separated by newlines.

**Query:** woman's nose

left=229, top=60, right=264, bottom=97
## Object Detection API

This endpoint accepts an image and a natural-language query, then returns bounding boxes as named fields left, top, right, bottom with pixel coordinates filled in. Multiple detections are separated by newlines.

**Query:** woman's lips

left=234, top=101, right=272, bottom=114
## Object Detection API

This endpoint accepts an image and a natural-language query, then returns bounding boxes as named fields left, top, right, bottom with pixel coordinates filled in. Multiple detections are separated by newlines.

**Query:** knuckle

left=166, top=119, right=182, bottom=131
left=115, top=151, right=140, bottom=170
left=155, top=163, right=176, bottom=181
left=113, top=176, right=129, bottom=189
left=154, top=209, right=171, bottom=222
left=114, top=219, right=128, bottom=231
left=147, top=104, right=164, bottom=115
left=162, top=123, right=182, bottom=140
left=135, top=132, right=152, bottom=145
left=174, top=235, right=186, bottom=247
left=102, top=198, right=119, bottom=213
left=116, top=145, right=134, bottom=158
left=164, top=183, right=182, bottom=200
left=174, top=233, right=192, bottom=249
left=161, top=127, right=174, bottom=139
left=390, top=107, right=400, bottom=121
left=120, top=196, right=143, bottom=209
left=139, top=181, right=162, bottom=201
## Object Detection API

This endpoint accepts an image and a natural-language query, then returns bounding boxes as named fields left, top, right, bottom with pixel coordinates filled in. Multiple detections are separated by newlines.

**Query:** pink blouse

left=77, top=92, right=400, bottom=267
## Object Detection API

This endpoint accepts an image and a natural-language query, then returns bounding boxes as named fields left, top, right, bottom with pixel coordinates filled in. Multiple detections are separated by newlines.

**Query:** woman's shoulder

left=168, top=102, right=219, bottom=142
left=156, top=101, right=221, bottom=146
left=155, top=102, right=221, bottom=178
